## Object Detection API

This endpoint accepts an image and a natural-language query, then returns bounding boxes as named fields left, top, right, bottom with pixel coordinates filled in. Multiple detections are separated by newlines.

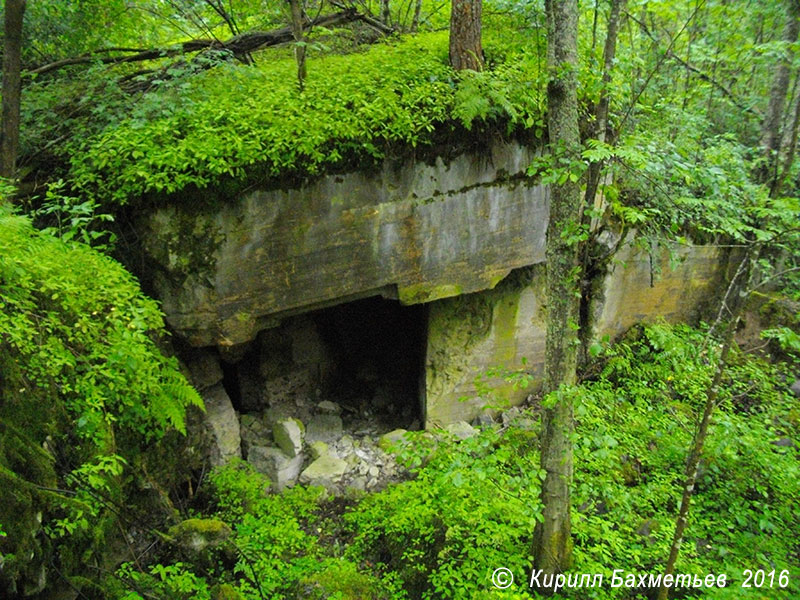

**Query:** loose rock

left=317, top=400, right=341, bottom=414
left=201, top=384, right=241, bottom=466
left=273, top=418, right=304, bottom=457
left=445, top=420, right=477, bottom=440
left=309, top=440, right=329, bottom=460
left=305, top=414, right=343, bottom=444
left=300, top=455, right=348, bottom=486
left=247, top=446, right=304, bottom=490
left=378, top=428, right=408, bottom=452
left=239, top=414, right=272, bottom=457
left=169, top=518, right=231, bottom=553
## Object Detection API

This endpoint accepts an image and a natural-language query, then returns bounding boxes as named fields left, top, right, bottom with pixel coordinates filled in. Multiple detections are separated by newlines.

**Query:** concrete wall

left=137, top=139, right=545, bottom=348
left=136, top=138, right=729, bottom=427
left=424, top=240, right=726, bottom=425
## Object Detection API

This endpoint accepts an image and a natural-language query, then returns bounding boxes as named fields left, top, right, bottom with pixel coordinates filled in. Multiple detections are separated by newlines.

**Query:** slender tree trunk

left=288, top=0, right=306, bottom=91
left=411, top=0, right=422, bottom=32
left=778, top=77, right=800, bottom=195
left=761, top=0, right=800, bottom=190
left=656, top=320, right=737, bottom=600
left=381, top=0, right=391, bottom=26
left=584, top=0, right=624, bottom=208
left=657, top=251, right=755, bottom=600
left=532, top=0, right=581, bottom=591
left=1, top=0, right=26, bottom=181
left=449, top=0, right=483, bottom=71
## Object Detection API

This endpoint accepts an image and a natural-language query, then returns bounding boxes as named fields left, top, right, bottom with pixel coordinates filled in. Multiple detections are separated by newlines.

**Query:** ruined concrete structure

left=136, top=139, right=726, bottom=427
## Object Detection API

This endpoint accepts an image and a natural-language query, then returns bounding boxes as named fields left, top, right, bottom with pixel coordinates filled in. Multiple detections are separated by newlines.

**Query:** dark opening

left=311, top=296, right=427, bottom=431
left=220, top=359, right=243, bottom=412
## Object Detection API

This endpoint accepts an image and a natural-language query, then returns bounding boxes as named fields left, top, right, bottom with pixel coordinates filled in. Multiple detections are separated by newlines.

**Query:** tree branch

left=624, top=9, right=762, bottom=118
left=27, top=9, right=365, bottom=77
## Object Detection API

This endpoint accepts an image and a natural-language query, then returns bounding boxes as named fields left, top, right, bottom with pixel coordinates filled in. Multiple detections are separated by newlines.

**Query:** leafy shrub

left=0, top=210, right=202, bottom=594
left=22, top=27, right=545, bottom=206
left=206, top=461, right=328, bottom=598
left=82, top=323, right=799, bottom=600
left=346, top=426, right=542, bottom=599
left=568, top=323, right=800, bottom=598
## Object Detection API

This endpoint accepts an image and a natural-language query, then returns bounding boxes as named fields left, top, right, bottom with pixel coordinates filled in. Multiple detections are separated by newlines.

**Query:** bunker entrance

left=230, top=296, right=427, bottom=434
left=311, top=296, right=427, bottom=432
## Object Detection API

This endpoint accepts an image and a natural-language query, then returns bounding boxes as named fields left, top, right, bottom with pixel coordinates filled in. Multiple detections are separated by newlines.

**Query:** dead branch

left=27, top=9, right=365, bottom=78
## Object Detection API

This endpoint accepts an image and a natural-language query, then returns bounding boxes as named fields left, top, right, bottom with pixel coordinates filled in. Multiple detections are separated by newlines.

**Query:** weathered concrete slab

left=138, top=140, right=546, bottom=347
left=135, top=138, right=730, bottom=428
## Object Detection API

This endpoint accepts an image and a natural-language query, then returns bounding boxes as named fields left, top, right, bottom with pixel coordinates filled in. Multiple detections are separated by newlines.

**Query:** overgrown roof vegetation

left=21, top=15, right=543, bottom=206
left=66, top=30, right=542, bottom=204
left=13, top=0, right=792, bottom=222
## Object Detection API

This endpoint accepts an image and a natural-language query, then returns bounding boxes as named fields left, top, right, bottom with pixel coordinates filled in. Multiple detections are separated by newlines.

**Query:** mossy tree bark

left=532, top=0, right=582, bottom=591
left=1, top=0, right=26, bottom=181
left=381, top=0, right=391, bottom=26
left=583, top=0, right=624, bottom=208
left=449, top=0, right=483, bottom=71
left=288, top=0, right=307, bottom=91
left=411, top=0, right=423, bottom=32
left=761, top=0, right=800, bottom=193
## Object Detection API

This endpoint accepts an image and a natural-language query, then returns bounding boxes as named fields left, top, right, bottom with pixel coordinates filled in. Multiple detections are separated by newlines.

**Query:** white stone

left=300, top=455, right=348, bottom=486
left=247, top=446, right=304, bottom=490
left=201, top=384, right=241, bottom=466
left=378, top=428, right=408, bottom=452
left=273, top=418, right=304, bottom=457
left=445, top=421, right=478, bottom=440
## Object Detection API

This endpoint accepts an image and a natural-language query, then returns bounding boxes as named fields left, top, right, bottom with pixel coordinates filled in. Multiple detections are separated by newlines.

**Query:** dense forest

left=1, top=0, right=799, bottom=599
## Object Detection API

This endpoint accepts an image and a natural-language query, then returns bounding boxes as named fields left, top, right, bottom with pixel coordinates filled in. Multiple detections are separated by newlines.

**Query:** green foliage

left=298, top=559, right=393, bottom=600
left=568, top=323, right=800, bottom=598
left=31, top=179, right=116, bottom=250
left=346, top=426, right=542, bottom=599
left=98, top=324, right=799, bottom=600
left=0, top=210, right=202, bottom=592
left=20, top=25, right=545, bottom=206
left=0, top=212, right=202, bottom=441
left=115, top=561, right=213, bottom=600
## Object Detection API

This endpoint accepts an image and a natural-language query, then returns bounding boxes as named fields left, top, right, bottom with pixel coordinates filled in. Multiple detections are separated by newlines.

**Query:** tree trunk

left=288, top=0, right=307, bottom=91
left=532, top=0, right=581, bottom=591
left=1, top=0, right=26, bottom=181
left=657, top=250, right=755, bottom=600
left=449, top=0, right=483, bottom=71
left=584, top=0, right=625, bottom=208
left=381, top=0, right=391, bottom=26
left=761, top=0, right=800, bottom=190
left=656, top=318, right=737, bottom=600
left=411, top=0, right=422, bottom=32
left=778, top=75, right=800, bottom=195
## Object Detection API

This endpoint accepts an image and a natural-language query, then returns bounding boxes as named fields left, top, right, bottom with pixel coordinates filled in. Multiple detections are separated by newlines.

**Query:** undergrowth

left=107, top=322, right=799, bottom=599
left=22, top=25, right=546, bottom=208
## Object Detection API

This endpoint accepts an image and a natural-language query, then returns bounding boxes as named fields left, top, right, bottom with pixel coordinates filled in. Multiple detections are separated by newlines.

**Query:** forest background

left=0, top=0, right=799, bottom=598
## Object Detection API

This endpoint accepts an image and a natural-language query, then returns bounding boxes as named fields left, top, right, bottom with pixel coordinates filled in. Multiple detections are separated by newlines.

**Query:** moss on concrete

left=425, top=266, right=540, bottom=425
left=398, top=283, right=463, bottom=305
